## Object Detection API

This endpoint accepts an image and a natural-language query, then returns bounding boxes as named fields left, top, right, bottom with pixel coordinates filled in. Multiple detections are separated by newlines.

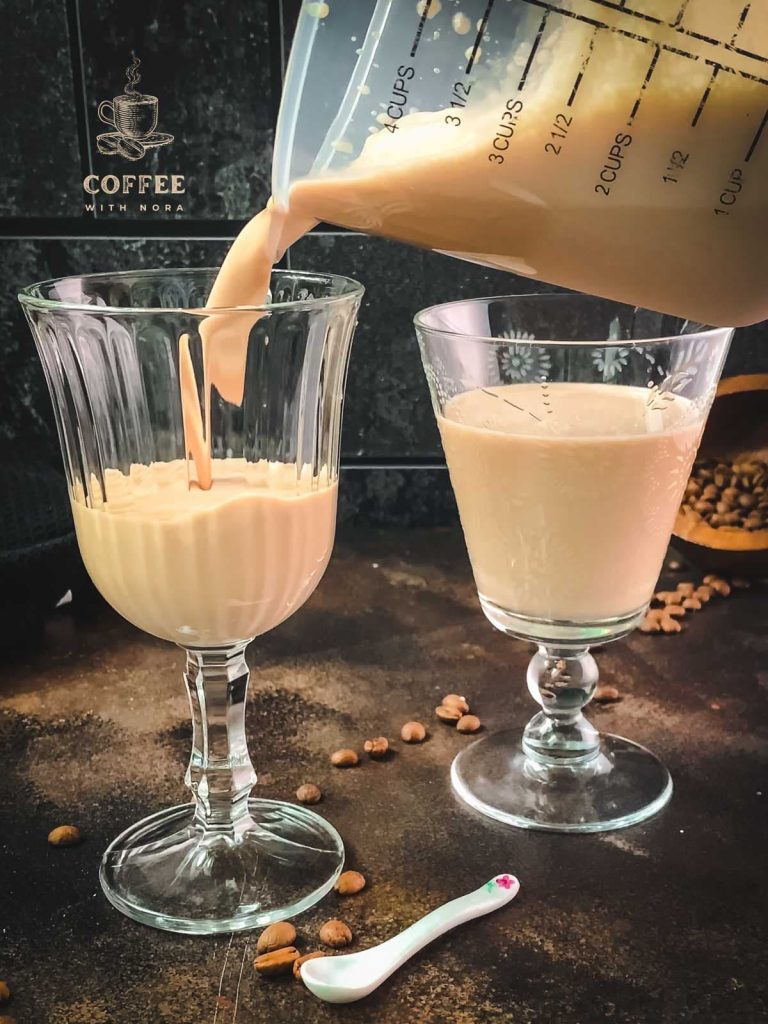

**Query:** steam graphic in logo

left=97, top=55, right=173, bottom=161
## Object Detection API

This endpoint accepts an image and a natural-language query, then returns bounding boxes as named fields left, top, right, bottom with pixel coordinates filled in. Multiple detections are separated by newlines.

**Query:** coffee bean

left=330, top=749, right=359, bottom=767
left=116, top=137, right=146, bottom=161
left=593, top=685, right=621, bottom=703
left=639, top=615, right=662, bottom=633
left=442, top=694, right=470, bottom=714
left=254, top=947, right=300, bottom=976
left=257, top=921, right=297, bottom=954
left=435, top=704, right=462, bottom=723
left=400, top=721, right=427, bottom=743
left=296, top=783, right=322, bottom=805
left=456, top=714, right=481, bottom=733
left=319, top=919, right=353, bottom=948
left=334, top=870, right=366, bottom=895
left=48, top=825, right=81, bottom=847
left=364, top=736, right=389, bottom=759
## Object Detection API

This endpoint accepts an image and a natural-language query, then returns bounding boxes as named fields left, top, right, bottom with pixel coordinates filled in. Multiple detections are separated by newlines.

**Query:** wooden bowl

left=673, top=374, right=768, bottom=576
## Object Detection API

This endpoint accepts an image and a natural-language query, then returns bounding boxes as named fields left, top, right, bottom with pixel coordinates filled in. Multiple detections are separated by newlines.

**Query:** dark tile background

left=1, top=0, right=767, bottom=521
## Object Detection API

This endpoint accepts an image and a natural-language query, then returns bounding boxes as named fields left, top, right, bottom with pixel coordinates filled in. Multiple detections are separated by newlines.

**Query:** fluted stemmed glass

left=416, top=294, right=732, bottom=832
left=20, top=268, right=363, bottom=932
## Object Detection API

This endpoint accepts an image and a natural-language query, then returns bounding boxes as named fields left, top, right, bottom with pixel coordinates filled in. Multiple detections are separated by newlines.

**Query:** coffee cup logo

left=97, top=55, right=173, bottom=161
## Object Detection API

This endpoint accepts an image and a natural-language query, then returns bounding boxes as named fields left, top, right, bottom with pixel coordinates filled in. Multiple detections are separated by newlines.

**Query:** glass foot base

left=99, top=798, right=344, bottom=934
left=451, top=729, right=672, bottom=833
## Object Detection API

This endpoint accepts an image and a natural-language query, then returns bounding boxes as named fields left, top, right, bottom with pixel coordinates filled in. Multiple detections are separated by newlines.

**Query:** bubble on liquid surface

left=417, top=0, right=442, bottom=18
left=305, top=1, right=330, bottom=17
left=357, top=83, right=371, bottom=95
left=331, top=138, right=354, bottom=153
left=452, top=12, right=471, bottom=34
left=465, top=45, right=481, bottom=61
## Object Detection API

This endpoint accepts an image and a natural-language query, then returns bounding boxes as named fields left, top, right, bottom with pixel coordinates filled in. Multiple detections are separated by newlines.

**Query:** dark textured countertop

left=2, top=527, right=767, bottom=1024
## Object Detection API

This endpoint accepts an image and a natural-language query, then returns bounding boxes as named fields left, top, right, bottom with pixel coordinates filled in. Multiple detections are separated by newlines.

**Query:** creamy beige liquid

left=72, top=460, right=337, bottom=646
left=439, top=383, right=702, bottom=622
left=287, top=0, right=768, bottom=327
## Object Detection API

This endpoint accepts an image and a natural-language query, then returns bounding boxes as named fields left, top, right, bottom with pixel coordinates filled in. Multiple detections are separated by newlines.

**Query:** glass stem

left=183, top=644, right=257, bottom=833
left=522, top=646, right=601, bottom=766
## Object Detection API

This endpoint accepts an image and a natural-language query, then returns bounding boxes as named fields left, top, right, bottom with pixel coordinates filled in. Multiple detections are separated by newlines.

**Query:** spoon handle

left=374, top=873, right=520, bottom=972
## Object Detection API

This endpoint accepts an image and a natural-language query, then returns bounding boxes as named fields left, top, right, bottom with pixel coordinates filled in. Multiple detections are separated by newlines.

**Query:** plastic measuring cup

left=274, top=0, right=768, bottom=327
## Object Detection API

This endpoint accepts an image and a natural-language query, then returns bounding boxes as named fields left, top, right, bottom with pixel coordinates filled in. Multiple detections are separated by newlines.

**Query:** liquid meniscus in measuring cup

left=276, top=0, right=768, bottom=327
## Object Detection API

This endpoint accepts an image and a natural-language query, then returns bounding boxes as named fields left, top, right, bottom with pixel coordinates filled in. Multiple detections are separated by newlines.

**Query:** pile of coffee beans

left=682, top=457, right=768, bottom=531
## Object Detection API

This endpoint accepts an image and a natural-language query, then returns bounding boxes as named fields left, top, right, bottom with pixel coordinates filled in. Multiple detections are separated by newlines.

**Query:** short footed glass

left=20, top=268, right=363, bottom=931
left=416, top=294, right=732, bottom=832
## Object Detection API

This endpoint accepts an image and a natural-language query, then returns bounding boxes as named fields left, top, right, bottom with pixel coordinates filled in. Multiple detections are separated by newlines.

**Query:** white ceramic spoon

left=300, top=873, right=520, bottom=1003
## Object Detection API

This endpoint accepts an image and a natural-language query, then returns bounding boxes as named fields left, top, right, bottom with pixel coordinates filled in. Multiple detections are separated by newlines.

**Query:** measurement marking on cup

left=584, top=0, right=662, bottom=26
left=514, top=0, right=768, bottom=85
left=671, top=0, right=692, bottom=29
left=692, top=65, right=719, bottom=127
left=731, top=4, right=751, bottom=45
left=628, top=44, right=661, bottom=124
left=745, top=107, right=768, bottom=162
left=518, top=12, right=550, bottom=91
left=567, top=27, right=598, bottom=107
left=481, top=388, right=543, bottom=423
left=410, top=0, right=434, bottom=59
left=465, top=0, right=497, bottom=73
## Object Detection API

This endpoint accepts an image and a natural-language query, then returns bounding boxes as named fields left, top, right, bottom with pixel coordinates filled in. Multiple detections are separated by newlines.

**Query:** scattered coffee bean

left=653, top=591, right=680, bottom=606
left=0, top=982, right=9, bottom=1004
left=442, top=694, right=470, bottom=714
left=708, top=578, right=732, bottom=596
left=665, top=604, right=686, bottom=618
left=334, top=870, right=366, bottom=895
left=254, top=947, right=300, bottom=976
left=400, top=721, right=427, bottom=743
left=593, top=685, right=621, bottom=703
left=660, top=617, right=683, bottom=634
left=48, top=825, right=81, bottom=847
left=330, top=748, right=359, bottom=768
left=296, top=783, right=322, bottom=805
left=456, top=714, right=481, bottom=734
left=257, top=921, right=297, bottom=954
left=435, top=704, right=463, bottom=723
left=682, top=597, right=702, bottom=611
left=293, top=951, right=326, bottom=980
left=694, top=585, right=713, bottom=602
left=639, top=614, right=662, bottom=633
left=676, top=582, right=695, bottom=598
left=363, top=736, right=389, bottom=759
left=319, top=919, right=353, bottom=948
left=731, top=577, right=751, bottom=589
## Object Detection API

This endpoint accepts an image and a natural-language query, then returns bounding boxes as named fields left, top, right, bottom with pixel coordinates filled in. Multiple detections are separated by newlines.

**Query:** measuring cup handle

left=98, top=100, right=116, bottom=127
